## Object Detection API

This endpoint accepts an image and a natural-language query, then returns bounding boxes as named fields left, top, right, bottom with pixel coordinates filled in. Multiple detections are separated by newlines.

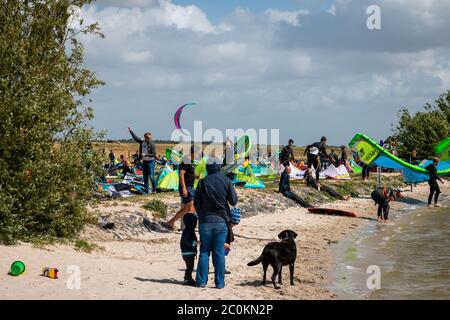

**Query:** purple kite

left=174, top=102, right=196, bottom=135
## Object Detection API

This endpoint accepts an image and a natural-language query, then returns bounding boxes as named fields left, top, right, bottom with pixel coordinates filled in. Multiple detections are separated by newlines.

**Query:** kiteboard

left=307, top=208, right=357, bottom=218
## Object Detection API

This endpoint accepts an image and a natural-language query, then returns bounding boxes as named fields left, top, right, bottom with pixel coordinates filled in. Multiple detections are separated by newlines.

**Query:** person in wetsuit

left=305, top=136, right=331, bottom=181
left=329, top=149, right=339, bottom=167
left=426, top=157, right=444, bottom=207
left=338, top=146, right=348, bottom=167
left=279, top=139, right=295, bottom=165
left=304, top=169, right=351, bottom=200
left=371, top=187, right=401, bottom=223
left=279, top=164, right=311, bottom=208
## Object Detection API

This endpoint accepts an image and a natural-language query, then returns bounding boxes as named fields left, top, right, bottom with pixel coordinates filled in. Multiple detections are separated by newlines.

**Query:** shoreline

left=0, top=181, right=446, bottom=300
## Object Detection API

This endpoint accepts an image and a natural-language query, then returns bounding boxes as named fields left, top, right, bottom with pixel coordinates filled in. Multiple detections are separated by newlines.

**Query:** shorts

left=180, top=187, right=196, bottom=204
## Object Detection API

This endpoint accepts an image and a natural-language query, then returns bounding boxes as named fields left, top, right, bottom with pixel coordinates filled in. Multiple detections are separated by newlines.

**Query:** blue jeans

left=196, top=221, right=228, bottom=289
left=142, top=160, right=156, bottom=193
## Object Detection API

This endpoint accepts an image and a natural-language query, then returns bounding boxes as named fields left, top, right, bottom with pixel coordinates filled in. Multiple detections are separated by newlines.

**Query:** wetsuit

left=279, top=172, right=311, bottom=207
left=339, top=151, right=348, bottom=167
left=426, top=163, right=442, bottom=205
left=330, top=152, right=339, bottom=166
left=305, top=142, right=329, bottom=181
left=180, top=213, right=198, bottom=282
left=305, top=174, right=343, bottom=199
left=279, top=145, right=294, bottom=164
left=371, top=188, right=390, bottom=220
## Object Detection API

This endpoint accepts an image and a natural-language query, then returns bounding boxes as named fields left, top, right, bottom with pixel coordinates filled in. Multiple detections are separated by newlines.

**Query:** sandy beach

left=0, top=180, right=447, bottom=300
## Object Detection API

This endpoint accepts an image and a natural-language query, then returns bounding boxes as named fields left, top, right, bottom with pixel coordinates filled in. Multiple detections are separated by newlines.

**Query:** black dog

left=247, top=230, right=298, bottom=289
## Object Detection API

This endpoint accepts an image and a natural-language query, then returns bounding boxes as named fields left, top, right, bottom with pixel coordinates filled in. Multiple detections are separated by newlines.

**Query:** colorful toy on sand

left=42, top=267, right=59, bottom=279
left=9, top=261, right=26, bottom=276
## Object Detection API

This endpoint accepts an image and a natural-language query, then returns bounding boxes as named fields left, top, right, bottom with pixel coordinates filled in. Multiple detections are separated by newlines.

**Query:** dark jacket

left=129, top=130, right=156, bottom=162
left=180, top=213, right=198, bottom=256
left=279, top=172, right=291, bottom=194
left=194, top=162, right=238, bottom=224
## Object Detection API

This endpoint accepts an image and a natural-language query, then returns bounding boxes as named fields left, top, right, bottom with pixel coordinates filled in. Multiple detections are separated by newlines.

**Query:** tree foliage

left=393, top=90, right=450, bottom=160
left=0, top=0, right=104, bottom=243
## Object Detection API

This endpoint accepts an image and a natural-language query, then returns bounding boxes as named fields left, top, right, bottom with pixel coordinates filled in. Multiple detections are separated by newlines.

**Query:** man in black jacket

left=194, top=159, right=238, bottom=289
left=128, top=127, right=157, bottom=193
left=426, top=157, right=444, bottom=207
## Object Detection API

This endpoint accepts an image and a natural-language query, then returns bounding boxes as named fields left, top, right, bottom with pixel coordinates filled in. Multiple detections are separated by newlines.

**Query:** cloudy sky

left=79, top=0, right=450, bottom=145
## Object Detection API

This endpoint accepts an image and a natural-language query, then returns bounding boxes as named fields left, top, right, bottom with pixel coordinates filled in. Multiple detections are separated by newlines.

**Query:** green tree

left=0, top=0, right=104, bottom=243
left=393, top=90, right=450, bottom=160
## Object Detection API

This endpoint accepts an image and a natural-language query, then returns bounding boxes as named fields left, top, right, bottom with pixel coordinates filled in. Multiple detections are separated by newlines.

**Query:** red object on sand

left=307, top=208, right=357, bottom=218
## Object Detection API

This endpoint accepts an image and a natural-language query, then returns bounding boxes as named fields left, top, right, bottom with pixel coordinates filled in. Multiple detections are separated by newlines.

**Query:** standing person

left=128, top=127, right=157, bottom=194
left=180, top=213, right=198, bottom=286
left=338, top=146, right=348, bottom=167
left=362, top=163, right=371, bottom=181
left=305, top=136, right=330, bottom=181
left=279, top=139, right=295, bottom=165
left=109, top=150, right=116, bottom=167
left=409, top=148, right=420, bottom=165
left=168, top=145, right=197, bottom=230
left=426, top=157, right=444, bottom=207
left=194, top=159, right=238, bottom=289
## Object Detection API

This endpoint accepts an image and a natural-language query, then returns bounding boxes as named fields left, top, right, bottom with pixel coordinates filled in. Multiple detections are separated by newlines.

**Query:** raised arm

left=128, top=127, right=143, bottom=143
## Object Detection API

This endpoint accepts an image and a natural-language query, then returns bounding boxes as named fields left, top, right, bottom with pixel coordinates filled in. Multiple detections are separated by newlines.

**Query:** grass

left=74, top=239, right=99, bottom=253
left=142, top=199, right=168, bottom=219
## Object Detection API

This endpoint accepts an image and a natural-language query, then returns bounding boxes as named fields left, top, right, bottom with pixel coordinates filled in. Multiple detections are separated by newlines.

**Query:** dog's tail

left=247, top=255, right=263, bottom=266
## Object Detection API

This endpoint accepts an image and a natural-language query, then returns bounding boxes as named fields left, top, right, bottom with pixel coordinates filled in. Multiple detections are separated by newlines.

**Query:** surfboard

left=307, top=208, right=357, bottom=218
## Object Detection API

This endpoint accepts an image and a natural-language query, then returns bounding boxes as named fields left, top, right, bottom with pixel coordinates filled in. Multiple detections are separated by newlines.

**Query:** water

left=330, top=196, right=450, bottom=300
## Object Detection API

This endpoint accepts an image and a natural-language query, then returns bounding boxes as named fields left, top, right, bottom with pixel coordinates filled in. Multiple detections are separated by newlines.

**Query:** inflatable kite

left=349, top=133, right=450, bottom=184
left=174, top=102, right=196, bottom=135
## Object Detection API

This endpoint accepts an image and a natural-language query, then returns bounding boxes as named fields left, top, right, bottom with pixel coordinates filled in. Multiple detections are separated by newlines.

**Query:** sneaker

left=434, top=204, right=441, bottom=208
left=183, top=279, right=197, bottom=286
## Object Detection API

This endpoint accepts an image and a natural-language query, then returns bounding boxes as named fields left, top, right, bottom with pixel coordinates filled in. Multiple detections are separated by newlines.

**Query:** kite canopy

left=434, top=137, right=450, bottom=161
left=174, top=102, right=196, bottom=135
left=349, top=133, right=450, bottom=183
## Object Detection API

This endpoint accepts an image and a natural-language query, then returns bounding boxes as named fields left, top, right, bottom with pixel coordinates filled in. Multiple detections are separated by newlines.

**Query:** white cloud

left=80, top=0, right=450, bottom=144
left=264, top=9, right=309, bottom=26
left=96, top=0, right=159, bottom=8
left=84, top=0, right=219, bottom=35
left=123, top=50, right=153, bottom=64
left=327, top=5, right=337, bottom=16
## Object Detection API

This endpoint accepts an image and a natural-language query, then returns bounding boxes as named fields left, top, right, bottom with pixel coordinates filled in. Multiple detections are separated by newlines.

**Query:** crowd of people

left=102, top=130, right=444, bottom=287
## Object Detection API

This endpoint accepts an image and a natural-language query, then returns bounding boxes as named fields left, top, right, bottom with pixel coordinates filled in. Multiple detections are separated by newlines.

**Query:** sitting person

left=279, top=164, right=311, bottom=208
left=304, top=169, right=351, bottom=200
left=120, top=155, right=130, bottom=176
left=180, top=213, right=198, bottom=286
